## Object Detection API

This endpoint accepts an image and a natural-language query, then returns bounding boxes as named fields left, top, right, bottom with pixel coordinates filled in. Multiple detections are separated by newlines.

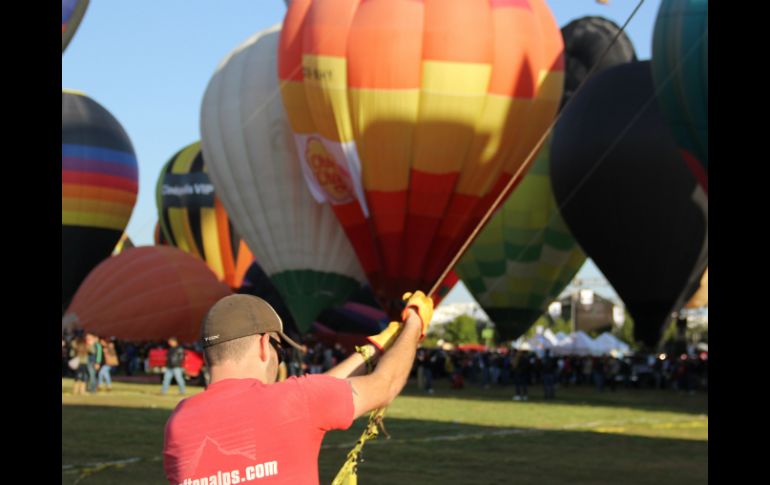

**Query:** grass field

left=62, top=377, right=707, bottom=484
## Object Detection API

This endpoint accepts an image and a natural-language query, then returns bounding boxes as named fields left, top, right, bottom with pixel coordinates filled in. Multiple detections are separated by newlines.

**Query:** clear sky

left=62, top=0, right=662, bottom=306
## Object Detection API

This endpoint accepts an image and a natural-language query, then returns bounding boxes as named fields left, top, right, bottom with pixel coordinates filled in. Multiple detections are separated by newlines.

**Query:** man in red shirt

left=163, top=292, right=432, bottom=485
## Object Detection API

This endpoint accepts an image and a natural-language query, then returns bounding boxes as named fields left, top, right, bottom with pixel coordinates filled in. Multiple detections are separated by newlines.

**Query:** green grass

left=62, top=378, right=707, bottom=484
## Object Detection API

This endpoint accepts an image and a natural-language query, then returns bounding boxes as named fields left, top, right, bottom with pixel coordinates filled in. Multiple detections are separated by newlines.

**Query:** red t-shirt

left=163, top=375, right=354, bottom=485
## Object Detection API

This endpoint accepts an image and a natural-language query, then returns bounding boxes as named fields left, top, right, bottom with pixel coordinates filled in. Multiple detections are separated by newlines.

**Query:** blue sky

left=62, top=0, right=663, bottom=305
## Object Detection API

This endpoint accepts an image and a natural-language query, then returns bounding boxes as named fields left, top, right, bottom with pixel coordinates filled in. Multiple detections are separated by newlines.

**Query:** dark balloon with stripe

left=156, top=142, right=254, bottom=289
left=62, top=90, right=138, bottom=312
left=550, top=61, right=707, bottom=348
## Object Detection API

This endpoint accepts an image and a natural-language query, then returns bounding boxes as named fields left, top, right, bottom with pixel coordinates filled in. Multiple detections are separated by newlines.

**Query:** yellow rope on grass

left=331, top=407, right=389, bottom=485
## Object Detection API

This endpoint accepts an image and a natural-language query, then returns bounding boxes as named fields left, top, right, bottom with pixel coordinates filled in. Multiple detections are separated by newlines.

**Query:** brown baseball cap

left=201, top=294, right=302, bottom=351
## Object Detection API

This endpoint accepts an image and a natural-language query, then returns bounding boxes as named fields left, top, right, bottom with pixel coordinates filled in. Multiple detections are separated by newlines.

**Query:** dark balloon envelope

left=62, top=90, right=138, bottom=312
left=549, top=61, right=707, bottom=348
left=560, top=16, right=637, bottom=110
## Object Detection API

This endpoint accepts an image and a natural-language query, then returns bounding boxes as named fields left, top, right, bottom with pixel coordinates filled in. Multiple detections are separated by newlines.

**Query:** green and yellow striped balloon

left=456, top=140, right=585, bottom=341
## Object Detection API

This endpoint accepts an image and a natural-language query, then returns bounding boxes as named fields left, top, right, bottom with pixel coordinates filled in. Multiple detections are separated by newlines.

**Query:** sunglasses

left=268, top=337, right=284, bottom=364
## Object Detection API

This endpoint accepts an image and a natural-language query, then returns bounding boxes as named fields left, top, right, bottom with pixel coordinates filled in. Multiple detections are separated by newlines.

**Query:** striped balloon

left=62, top=89, right=138, bottom=310
left=156, top=141, right=254, bottom=289
left=456, top=140, right=585, bottom=341
left=63, top=247, right=232, bottom=344
left=112, top=233, right=134, bottom=255
left=278, top=0, right=564, bottom=314
left=62, top=0, right=89, bottom=52
left=200, top=25, right=367, bottom=334
left=652, top=0, right=708, bottom=192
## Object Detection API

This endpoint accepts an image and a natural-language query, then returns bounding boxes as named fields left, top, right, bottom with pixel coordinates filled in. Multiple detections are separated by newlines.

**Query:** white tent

left=588, top=332, right=631, bottom=357
left=543, top=328, right=559, bottom=346
left=552, top=331, right=598, bottom=357
left=511, top=337, right=532, bottom=351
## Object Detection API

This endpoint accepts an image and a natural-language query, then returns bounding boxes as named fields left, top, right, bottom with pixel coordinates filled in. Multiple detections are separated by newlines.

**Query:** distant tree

left=612, top=310, right=640, bottom=350
left=421, top=331, right=441, bottom=349
left=550, top=315, right=572, bottom=335
left=443, top=314, right=480, bottom=345
left=481, top=326, right=495, bottom=348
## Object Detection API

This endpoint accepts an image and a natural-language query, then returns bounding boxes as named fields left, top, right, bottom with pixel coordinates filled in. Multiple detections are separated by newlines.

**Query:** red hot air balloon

left=62, top=247, right=232, bottom=344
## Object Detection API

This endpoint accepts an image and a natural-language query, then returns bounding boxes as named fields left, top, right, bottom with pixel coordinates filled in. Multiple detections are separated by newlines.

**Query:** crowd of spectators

left=63, top=329, right=708, bottom=398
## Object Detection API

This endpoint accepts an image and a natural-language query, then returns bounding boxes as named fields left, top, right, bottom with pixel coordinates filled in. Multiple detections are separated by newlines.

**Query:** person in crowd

left=86, top=333, right=103, bottom=393
left=98, top=337, right=119, bottom=391
left=161, top=337, right=187, bottom=396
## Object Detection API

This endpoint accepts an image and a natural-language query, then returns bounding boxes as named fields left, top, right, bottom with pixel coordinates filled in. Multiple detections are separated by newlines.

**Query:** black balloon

left=550, top=61, right=707, bottom=348
left=561, top=16, right=637, bottom=110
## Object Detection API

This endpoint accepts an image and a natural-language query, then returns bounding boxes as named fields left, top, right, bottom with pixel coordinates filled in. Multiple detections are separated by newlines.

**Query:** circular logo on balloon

left=305, top=137, right=355, bottom=203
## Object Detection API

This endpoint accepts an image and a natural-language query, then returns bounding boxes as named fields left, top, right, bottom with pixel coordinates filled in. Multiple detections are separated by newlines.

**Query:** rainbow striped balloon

left=62, top=90, right=138, bottom=310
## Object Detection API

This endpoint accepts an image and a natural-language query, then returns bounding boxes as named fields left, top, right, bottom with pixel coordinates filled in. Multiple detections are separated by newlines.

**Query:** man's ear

left=259, top=334, right=270, bottom=362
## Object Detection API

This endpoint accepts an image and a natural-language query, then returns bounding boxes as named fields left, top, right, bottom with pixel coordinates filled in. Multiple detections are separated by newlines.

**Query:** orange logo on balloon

left=305, top=138, right=354, bottom=203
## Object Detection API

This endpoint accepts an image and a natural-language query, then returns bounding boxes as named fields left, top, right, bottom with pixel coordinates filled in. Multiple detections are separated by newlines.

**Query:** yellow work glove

left=400, top=290, right=434, bottom=340
left=366, top=321, right=403, bottom=351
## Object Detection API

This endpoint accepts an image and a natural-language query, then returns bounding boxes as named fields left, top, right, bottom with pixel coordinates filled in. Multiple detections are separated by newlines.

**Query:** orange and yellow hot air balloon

left=278, top=0, right=564, bottom=313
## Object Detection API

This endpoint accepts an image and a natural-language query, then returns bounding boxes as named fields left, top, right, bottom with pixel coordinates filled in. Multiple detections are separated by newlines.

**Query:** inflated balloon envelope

left=549, top=61, right=707, bottom=348
left=652, top=0, right=708, bottom=193
left=156, top=141, right=254, bottom=289
left=62, top=90, right=139, bottom=311
left=201, top=25, right=367, bottom=335
left=278, top=0, right=565, bottom=316
left=63, top=247, right=233, bottom=344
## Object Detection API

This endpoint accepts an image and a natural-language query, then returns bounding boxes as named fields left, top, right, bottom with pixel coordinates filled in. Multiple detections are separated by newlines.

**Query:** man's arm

left=345, top=310, right=422, bottom=419
left=324, top=344, right=381, bottom=379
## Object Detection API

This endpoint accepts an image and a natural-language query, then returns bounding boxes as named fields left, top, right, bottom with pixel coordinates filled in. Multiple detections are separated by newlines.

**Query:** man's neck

left=209, top=364, right=272, bottom=386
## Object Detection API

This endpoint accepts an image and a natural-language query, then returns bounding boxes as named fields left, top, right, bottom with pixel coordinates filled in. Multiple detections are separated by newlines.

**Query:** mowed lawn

left=62, top=377, right=707, bottom=485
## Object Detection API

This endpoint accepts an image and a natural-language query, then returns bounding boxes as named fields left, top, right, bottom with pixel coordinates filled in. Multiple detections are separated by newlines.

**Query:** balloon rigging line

left=429, top=0, right=647, bottom=298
